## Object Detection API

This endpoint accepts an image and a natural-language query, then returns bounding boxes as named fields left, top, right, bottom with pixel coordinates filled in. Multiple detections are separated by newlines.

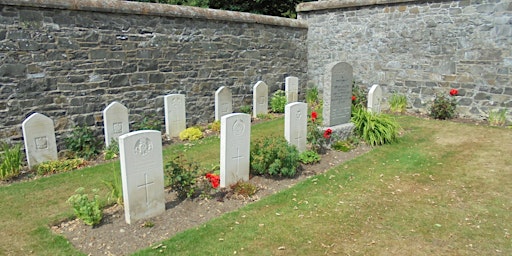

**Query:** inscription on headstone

left=285, top=102, right=308, bottom=152
left=323, top=62, right=353, bottom=126
left=164, top=94, right=186, bottom=137
left=220, top=113, right=251, bottom=187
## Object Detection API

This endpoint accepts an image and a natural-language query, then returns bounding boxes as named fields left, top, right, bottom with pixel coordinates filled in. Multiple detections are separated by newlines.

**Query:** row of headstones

left=120, top=101, right=308, bottom=224
left=20, top=77, right=302, bottom=169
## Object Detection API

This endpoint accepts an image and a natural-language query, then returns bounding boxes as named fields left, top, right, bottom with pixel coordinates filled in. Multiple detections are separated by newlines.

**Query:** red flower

left=311, top=111, right=318, bottom=121
left=205, top=173, right=220, bottom=188
left=352, top=95, right=356, bottom=101
left=323, top=128, right=333, bottom=139
left=449, top=89, right=458, bottom=96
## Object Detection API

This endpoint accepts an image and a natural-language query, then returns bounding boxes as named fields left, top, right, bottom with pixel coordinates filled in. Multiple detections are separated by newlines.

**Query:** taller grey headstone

left=22, top=113, right=58, bottom=168
left=119, top=130, right=165, bottom=224
left=285, top=76, right=299, bottom=103
left=323, top=62, right=353, bottom=127
left=164, top=94, right=186, bottom=137
left=367, top=84, right=383, bottom=114
left=215, top=86, right=233, bottom=121
left=253, top=81, right=268, bottom=118
left=285, top=102, right=308, bottom=152
left=103, top=101, right=129, bottom=147
left=220, top=113, right=251, bottom=188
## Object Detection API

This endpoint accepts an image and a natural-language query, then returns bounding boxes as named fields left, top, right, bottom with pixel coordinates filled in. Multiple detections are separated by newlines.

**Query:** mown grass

left=1, top=116, right=512, bottom=255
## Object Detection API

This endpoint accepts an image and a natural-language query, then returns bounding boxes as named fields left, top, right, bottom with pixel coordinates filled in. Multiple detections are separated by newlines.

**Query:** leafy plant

left=331, top=140, right=353, bottom=152
left=209, top=121, right=221, bottom=133
left=164, top=154, right=202, bottom=199
left=67, top=187, right=103, bottom=226
left=0, top=142, right=23, bottom=180
left=298, top=150, right=321, bottom=164
left=307, top=111, right=331, bottom=154
left=230, top=181, right=258, bottom=197
left=103, top=139, right=119, bottom=160
left=429, top=93, right=457, bottom=120
left=489, top=109, right=507, bottom=126
left=179, top=127, right=203, bottom=141
left=132, top=114, right=163, bottom=131
left=352, top=82, right=367, bottom=108
left=256, top=113, right=274, bottom=120
left=351, top=106, right=400, bottom=146
left=305, top=86, right=322, bottom=111
left=65, top=126, right=102, bottom=160
left=239, top=105, right=252, bottom=114
left=35, top=158, right=86, bottom=176
left=389, top=93, right=407, bottom=114
left=102, top=163, right=123, bottom=205
left=270, top=90, right=287, bottom=113
left=250, top=136, right=300, bottom=177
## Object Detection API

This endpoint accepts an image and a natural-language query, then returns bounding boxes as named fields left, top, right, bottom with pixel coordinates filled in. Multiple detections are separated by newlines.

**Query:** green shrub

left=67, top=187, right=103, bottom=226
left=179, top=127, right=203, bottom=141
left=429, top=94, right=457, bottom=120
left=164, top=154, right=202, bottom=199
left=239, top=105, right=252, bottom=114
left=35, top=158, right=86, bottom=176
left=65, top=126, right=102, bottom=160
left=389, top=93, right=407, bottom=113
left=351, top=106, right=400, bottom=146
left=132, top=114, right=163, bottom=131
left=250, top=136, right=300, bottom=177
left=307, top=116, right=331, bottom=154
left=103, top=139, right=119, bottom=160
left=489, top=109, right=507, bottom=126
left=299, top=150, right=321, bottom=164
left=305, top=87, right=319, bottom=105
left=0, top=142, right=23, bottom=180
left=270, top=90, right=287, bottom=113
left=352, top=82, right=367, bottom=108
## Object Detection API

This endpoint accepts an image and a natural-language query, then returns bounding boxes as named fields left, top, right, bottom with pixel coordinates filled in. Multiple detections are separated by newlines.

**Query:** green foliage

left=239, top=105, right=251, bottom=114
left=489, top=109, right=507, bottom=126
left=429, top=94, right=457, bottom=120
left=307, top=118, right=330, bottom=154
left=256, top=113, right=274, bottom=120
left=164, top=154, right=202, bottom=199
left=230, top=181, right=258, bottom=198
left=104, top=139, right=119, bottom=160
left=179, top=127, right=204, bottom=141
left=102, top=163, right=123, bottom=205
left=250, top=136, right=300, bottom=177
left=65, top=126, right=102, bottom=160
left=351, top=106, right=400, bottom=146
left=305, top=86, right=320, bottom=107
left=351, top=82, right=367, bottom=108
left=298, top=150, right=321, bottom=164
left=35, top=158, right=86, bottom=176
left=389, top=93, right=407, bottom=113
left=132, top=114, right=163, bottom=131
left=67, top=187, right=103, bottom=226
left=331, top=140, right=353, bottom=152
left=0, top=142, right=23, bottom=180
left=270, top=90, right=287, bottom=113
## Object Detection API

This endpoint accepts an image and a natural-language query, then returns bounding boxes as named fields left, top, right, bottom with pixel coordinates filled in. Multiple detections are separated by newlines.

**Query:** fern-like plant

left=351, top=106, right=400, bottom=146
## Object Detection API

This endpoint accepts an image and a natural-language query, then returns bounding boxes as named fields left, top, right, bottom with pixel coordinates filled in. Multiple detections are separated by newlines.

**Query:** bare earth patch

left=51, top=145, right=371, bottom=256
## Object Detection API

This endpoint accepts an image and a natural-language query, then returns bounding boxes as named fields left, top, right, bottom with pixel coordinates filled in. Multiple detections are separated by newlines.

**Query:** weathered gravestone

left=220, top=113, right=251, bottom=187
left=215, top=86, right=233, bottom=121
left=285, top=102, right=308, bottom=152
left=285, top=76, right=299, bottom=103
left=253, top=81, right=268, bottom=118
left=164, top=94, right=186, bottom=137
left=103, top=102, right=129, bottom=147
left=119, top=130, right=165, bottom=224
left=367, top=84, right=383, bottom=114
left=323, top=62, right=353, bottom=127
left=22, top=113, right=58, bottom=169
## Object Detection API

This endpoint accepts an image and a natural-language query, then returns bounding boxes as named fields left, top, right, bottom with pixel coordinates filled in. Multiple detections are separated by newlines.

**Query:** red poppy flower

left=323, top=128, right=333, bottom=139
left=352, top=95, right=356, bottom=101
left=449, top=89, right=458, bottom=96
left=311, top=111, right=318, bottom=121
left=205, top=173, right=220, bottom=188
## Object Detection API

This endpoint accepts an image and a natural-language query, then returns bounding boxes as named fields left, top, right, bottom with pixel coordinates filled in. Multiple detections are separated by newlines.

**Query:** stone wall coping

left=2, top=0, right=307, bottom=28
left=297, top=0, right=418, bottom=12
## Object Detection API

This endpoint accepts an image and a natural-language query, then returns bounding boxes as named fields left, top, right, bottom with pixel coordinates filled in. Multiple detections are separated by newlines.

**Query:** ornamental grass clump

left=0, top=142, right=23, bottom=180
left=351, top=106, right=400, bottom=146
left=488, top=109, right=507, bottom=126
left=250, top=136, right=300, bottom=177
left=388, top=93, right=407, bottom=114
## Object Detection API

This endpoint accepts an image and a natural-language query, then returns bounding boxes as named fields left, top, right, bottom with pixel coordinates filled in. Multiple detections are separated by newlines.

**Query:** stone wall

left=0, top=0, right=308, bottom=145
left=298, top=0, right=512, bottom=121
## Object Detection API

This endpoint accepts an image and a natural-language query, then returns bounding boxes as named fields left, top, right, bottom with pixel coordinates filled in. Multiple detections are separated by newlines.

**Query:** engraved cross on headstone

left=232, top=147, right=244, bottom=173
left=137, top=173, right=154, bottom=206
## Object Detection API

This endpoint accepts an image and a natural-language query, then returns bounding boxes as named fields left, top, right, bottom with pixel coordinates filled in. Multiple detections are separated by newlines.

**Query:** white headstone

left=215, top=86, right=233, bottom=121
left=119, top=130, right=165, bottom=224
left=285, top=76, right=299, bottom=103
left=367, top=84, right=383, bottom=114
left=252, top=81, right=268, bottom=118
left=285, top=102, right=308, bottom=152
left=220, top=113, right=251, bottom=188
left=164, top=94, right=186, bottom=137
left=22, top=113, right=58, bottom=169
left=103, top=102, right=130, bottom=147
left=323, top=62, right=353, bottom=126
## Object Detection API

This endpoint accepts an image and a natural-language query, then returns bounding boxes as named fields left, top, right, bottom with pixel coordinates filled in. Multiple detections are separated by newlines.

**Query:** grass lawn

left=1, top=115, right=511, bottom=255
